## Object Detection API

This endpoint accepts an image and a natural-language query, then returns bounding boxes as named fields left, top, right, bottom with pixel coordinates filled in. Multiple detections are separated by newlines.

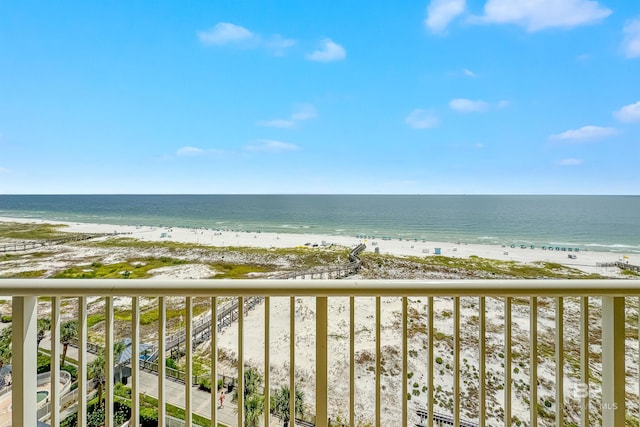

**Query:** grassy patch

left=139, top=393, right=217, bottom=426
left=363, top=253, right=606, bottom=279
left=86, top=237, right=347, bottom=269
left=0, top=269, right=46, bottom=278
left=0, top=222, right=69, bottom=240
left=87, top=313, right=106, bottom=327
left=51, top=257, right=188, bottom=279
left=209, top=263, right=270, bottom=279
left=84, top=237, right=208, bottom=250
left=621, top=269, right=640, bottom=277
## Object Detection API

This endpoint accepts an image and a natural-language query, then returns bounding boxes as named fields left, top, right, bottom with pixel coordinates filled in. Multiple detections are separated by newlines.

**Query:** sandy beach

left=0, top=215, right=635, bottom=278
left=1, top=216, right=638, bottom=425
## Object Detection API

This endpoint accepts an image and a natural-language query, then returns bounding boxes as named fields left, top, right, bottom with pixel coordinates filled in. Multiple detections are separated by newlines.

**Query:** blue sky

left=1, top=0, right=639, bottom=194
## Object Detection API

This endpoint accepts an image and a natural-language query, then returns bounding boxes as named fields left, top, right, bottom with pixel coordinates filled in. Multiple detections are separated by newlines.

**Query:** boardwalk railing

left=4, top=279, right=640, bottom=427
left=0, top=233, right=112, bottom=253
left=597, top=261, right=640, bottom=273
left=270, top=243, right=365, bottom=280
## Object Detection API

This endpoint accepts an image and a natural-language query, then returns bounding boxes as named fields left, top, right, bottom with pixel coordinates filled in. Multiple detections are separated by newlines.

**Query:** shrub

left=198, top=377, right=211, bottom=393
left=166, top=358, right=178, bottom=369
left=62, top=364, right=77, bottom=381
left=435, top=357, right=443, bottom=364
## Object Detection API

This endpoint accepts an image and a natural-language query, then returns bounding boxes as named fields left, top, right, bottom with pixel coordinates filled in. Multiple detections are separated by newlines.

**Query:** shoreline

left=0, top=216, right=635, bottom=278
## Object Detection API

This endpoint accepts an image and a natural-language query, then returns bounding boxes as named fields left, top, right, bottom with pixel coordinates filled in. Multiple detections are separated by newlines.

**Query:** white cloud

left=425, top=0, right=466, bottom=33
left=176, top=146, right=205, bottom=156
left=480, top=0, right=612, bottom=32
left=244, top=140, right=300, bottom=152
left=291, top=104, right=317, bottom=121
left=257, top=119, right=295, bottom=129
left=449, top=98, right=489, bottom=112
left=306, top=39, right=346, bottom=62
left=558, top=158, right=584, bottom=166
left=258, top=104, right=317, bottom=128
left=463, top=68, right=476, bottom=77
left=0, top=167, right=9, bottom=174
left=614, top=101, right=640, bottom=123
left=550, top=125, right=617, bottom=141
left=405, top=109, right=440, bottom=129
left=622, top=19, right=640, bottom=58
left=265, top=34, right=297, bottom=55
left=198, top=23, right=296, bottom=55
left=198, top=23, right=255, bottom=45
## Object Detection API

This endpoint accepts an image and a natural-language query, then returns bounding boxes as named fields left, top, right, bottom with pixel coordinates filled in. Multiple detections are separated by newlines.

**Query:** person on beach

left=219, top=390, right=225, bottom=408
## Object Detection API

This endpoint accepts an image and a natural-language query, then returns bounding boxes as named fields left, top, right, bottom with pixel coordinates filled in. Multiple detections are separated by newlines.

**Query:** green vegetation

left=233, top=367, right=265, bottom=427
left=137, top=393, right=218, bottom=426
left=0, top=221, right=69, bottom=240
left=114, top=302, right=208, bottom=324
left=271, top=383, right=305, bottom=427
left=61, top=319, right=78, bottom=367
left=209, top=262, right=270, bottom=279
left=362, top=253, right=606, bottom=279
left=0, top=269, right=47, bottom=278
left=621, top=269, right=640, bottom=277
left=51, top=257, right=188, bottom=279
left=85, top=237, right=348, bottom=270
left=87, top=313, right=105, bottom=327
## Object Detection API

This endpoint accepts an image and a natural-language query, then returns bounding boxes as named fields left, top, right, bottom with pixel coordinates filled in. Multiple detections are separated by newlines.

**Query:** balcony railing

left=3, top=279, right=640, bottom=427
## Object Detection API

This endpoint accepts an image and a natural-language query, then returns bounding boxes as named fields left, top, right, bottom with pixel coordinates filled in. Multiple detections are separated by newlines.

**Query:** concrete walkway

left=40, top=337, right=284, bottom=427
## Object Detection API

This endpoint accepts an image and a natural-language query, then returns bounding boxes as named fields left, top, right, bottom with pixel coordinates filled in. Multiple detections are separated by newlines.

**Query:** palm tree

left=271, top=385, right=305, bottom=427
left=87, top=341, right=133, bottom=408
left=88, top=351, right=106, bottom=407
left=60, top=320, right=77, bottom=367
left=232, top=367, right=265, bottom=427
left=37, top=318, right=51, bottom=351
left=244, top=393, right=264, bottom=427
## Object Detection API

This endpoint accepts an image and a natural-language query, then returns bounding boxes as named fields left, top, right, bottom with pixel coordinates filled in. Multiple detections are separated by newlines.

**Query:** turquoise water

left=36, top=390, right=48, bottom=403
left=0, top=195, right=638, bottom=253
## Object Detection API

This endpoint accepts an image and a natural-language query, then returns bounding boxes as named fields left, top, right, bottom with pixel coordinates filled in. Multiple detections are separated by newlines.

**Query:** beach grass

left=362, top=253, right=606, bottom=279
left=0, top=221, right=69, bottom=240
left=50, top=257, right=188, bottom=279
left=0, top=269, right=47, bottom=278
left=83, top=236, right=348, bottom=270
left=114, top=302, right=209, bottom=324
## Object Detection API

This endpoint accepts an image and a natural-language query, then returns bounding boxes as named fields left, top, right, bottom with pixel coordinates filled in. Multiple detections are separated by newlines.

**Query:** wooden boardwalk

left=415, top=408, right=478, bottom=427
left=596, top=261, right=640, bottom=273
left=270, top=242, right=366, bottom=280
left=0, top=233, right=111, bottom=253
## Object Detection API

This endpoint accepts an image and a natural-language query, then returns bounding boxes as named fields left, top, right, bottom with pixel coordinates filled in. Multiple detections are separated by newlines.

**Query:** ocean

left=0, top=195, right=638, bottom=253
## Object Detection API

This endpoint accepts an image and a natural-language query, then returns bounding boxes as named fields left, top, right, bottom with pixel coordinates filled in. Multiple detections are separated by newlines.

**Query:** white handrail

left=4, top=278, right=640, bottom=296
